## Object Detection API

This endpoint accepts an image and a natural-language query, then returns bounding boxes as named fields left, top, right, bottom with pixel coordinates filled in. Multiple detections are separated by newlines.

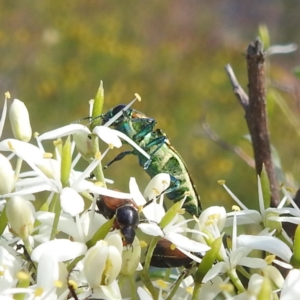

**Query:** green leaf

left=258, top=24, right=270, bottom=50
left=290, top=224, right=300, bottom=268
left=86, top=217, right=115, bottom=248
left=91, top=81, right=104, bottom=130
left=294, top=66, right=300, bottom=79
left=260, top=164, right=271, bottom=209
left=61, top=136, right=72, bottom=188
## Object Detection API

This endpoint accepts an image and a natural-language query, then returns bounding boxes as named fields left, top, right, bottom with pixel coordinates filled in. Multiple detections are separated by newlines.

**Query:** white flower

left=60, top=187, right=84, bottom=216
left=84, top=235, right=122, bottom=288
left=281, top=269, right=300, bottom=299
left=36, top=210, right=107, bottom=243
left=236, top=235, right=292, bottom=263
left=9, top=99, right=32, bottom=142
left=129, top=176, right=209, bottom=261
left=6, top=196, right=35, bottom=240
left=203, top=209, right=267, bottom=283
left=0, top=153, right=15, bottom=194
left=93, top=126, right=122, bottom=148
left=31, top=239, right=87, bottom=262
left=121, top=236, right=141, bottom=276
left=231, top=273, right=264, bottom=300
left=0, top=246, right=22, bottom=293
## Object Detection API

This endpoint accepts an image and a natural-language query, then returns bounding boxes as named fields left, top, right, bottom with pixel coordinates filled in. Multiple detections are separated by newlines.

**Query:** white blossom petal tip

left=93, top=126, right=122, bottom=148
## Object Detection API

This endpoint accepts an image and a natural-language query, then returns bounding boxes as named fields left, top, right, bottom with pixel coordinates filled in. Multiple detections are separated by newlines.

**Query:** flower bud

left=73, top=131, right=94, bottom=161
left=6, top=196, right=35, bottom=240
left=121, top=236, right=141, bottom=276
left=84, top=235, right=122, bottom=288
left=9, top=99, right=32, bottom=142
left=0, top=153, right=15, bottom=194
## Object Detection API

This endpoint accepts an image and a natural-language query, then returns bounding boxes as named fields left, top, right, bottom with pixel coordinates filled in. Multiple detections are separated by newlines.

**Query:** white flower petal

left=281, top=269, right=300, bottom=300
left=237, top=235, right=292, bottom=262
left=138, top=223, right=163, bottom=236
left=0, top=154, right=15, bottom=194
left=166, top=233, right=210, bottom=253
left=93, top=126, right=122, bottom=148
left=114, top=130, right=150, bottom=159
left=38, top=124, right=91, bottom=141
left=31, top=239, right=87, bottom=262
left=202, top=262, right=228, bottom=283
left=0, top=96, right=8, bottom=139
left=87, top=185, right=132, bottom=199
left=93, top=281, right=122, bottom=300
left=143, top=173, right=171, bottom=200
left=142, top=201, right=165, bottom=223
left=105, top=234, right=123, bottom=256
left=60, top=187, right=84, bottom=216
left=239, top=257, right=267, bottom=269
left=0, top=139, right=44, bottom=165
left=129, top=177, right=146, bottom=206
left=225, top=210, right=262, bottom=227
left=36, top=251, right=59, bottom=291
left=199, top=206, right=226, bottom=231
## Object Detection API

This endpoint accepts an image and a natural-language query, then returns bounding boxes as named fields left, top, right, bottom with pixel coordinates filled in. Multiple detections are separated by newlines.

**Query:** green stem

left=23, top=237, right=38, bottom=271
left=139, top=236, right=160, bottom=300
left=91, top=135, right=106, bottom=187
left=14, top=157, right=23, bottom=182
left=166, top=270, right=186, bottom=300
left=191, top=282, right=202, bottom=300
left=0, top=204, right=8, bottom=236
left=236, top=266, right=251, bottom=280
left=129, top=275, right=138, bottom=300
left=228, top=268, right=245, bottom=293
left=50, top=194, right=61, bottom=240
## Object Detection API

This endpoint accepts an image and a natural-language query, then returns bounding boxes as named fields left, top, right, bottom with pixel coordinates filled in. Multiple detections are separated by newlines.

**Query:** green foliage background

left=1, top=0, right=300, bottom=210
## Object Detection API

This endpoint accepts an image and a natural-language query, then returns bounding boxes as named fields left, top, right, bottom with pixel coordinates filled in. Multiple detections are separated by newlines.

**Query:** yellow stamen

left=156, top=279, right=168, bottom=289
left=232, top=205, right=240, bottom=212
left=16, top=271, right=29, bottom=281
left=134, top=93, right=141, bottom=102
left=219, top=283, right=234, bottom=292
left=43, top=152, right=53, bottom=158
left=8, top=141, right=14, bottom=151
left=95, top=151, right=101, bottom=160
left=34, top=287, right=44, bottom=297
left=265, top=254, right=276, bottom=264
left=139, top=240, right=148, bottom=248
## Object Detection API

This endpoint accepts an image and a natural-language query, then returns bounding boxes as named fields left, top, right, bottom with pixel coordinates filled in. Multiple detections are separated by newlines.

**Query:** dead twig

left=225, top=38, right=280, bottom=207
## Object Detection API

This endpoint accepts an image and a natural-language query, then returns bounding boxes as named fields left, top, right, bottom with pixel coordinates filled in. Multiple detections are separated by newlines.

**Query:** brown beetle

left=149, top=239, right=201, bottom=268
left=96, top=195, right=139, bottom=246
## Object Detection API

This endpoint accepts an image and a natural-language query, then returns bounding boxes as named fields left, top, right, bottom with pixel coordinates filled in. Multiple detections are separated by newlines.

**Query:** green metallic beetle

left=101, top=104, right=201, bottom=217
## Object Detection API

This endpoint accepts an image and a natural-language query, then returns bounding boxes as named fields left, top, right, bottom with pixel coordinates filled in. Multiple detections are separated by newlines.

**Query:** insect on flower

left=96, top=195, right=140, bottom=246
left=100, top=104, right=202, bottom=217
left=149, top=238, right=202, bottom=269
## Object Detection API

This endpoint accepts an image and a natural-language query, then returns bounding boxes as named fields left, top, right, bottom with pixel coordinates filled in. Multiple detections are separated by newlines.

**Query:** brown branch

left=225, top=64, right=249, bottom=109
left=225, top=38, right=280, bottom=207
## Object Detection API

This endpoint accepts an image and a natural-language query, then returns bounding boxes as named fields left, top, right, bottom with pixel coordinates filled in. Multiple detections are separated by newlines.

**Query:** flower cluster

left=0, top=86, right=300, bottom=300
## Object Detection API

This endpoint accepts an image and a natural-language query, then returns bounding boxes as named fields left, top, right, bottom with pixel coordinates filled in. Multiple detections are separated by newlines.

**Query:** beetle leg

left=104, top=150, right=134, bottom=168
left=143, top=135, right=167, bottom=169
